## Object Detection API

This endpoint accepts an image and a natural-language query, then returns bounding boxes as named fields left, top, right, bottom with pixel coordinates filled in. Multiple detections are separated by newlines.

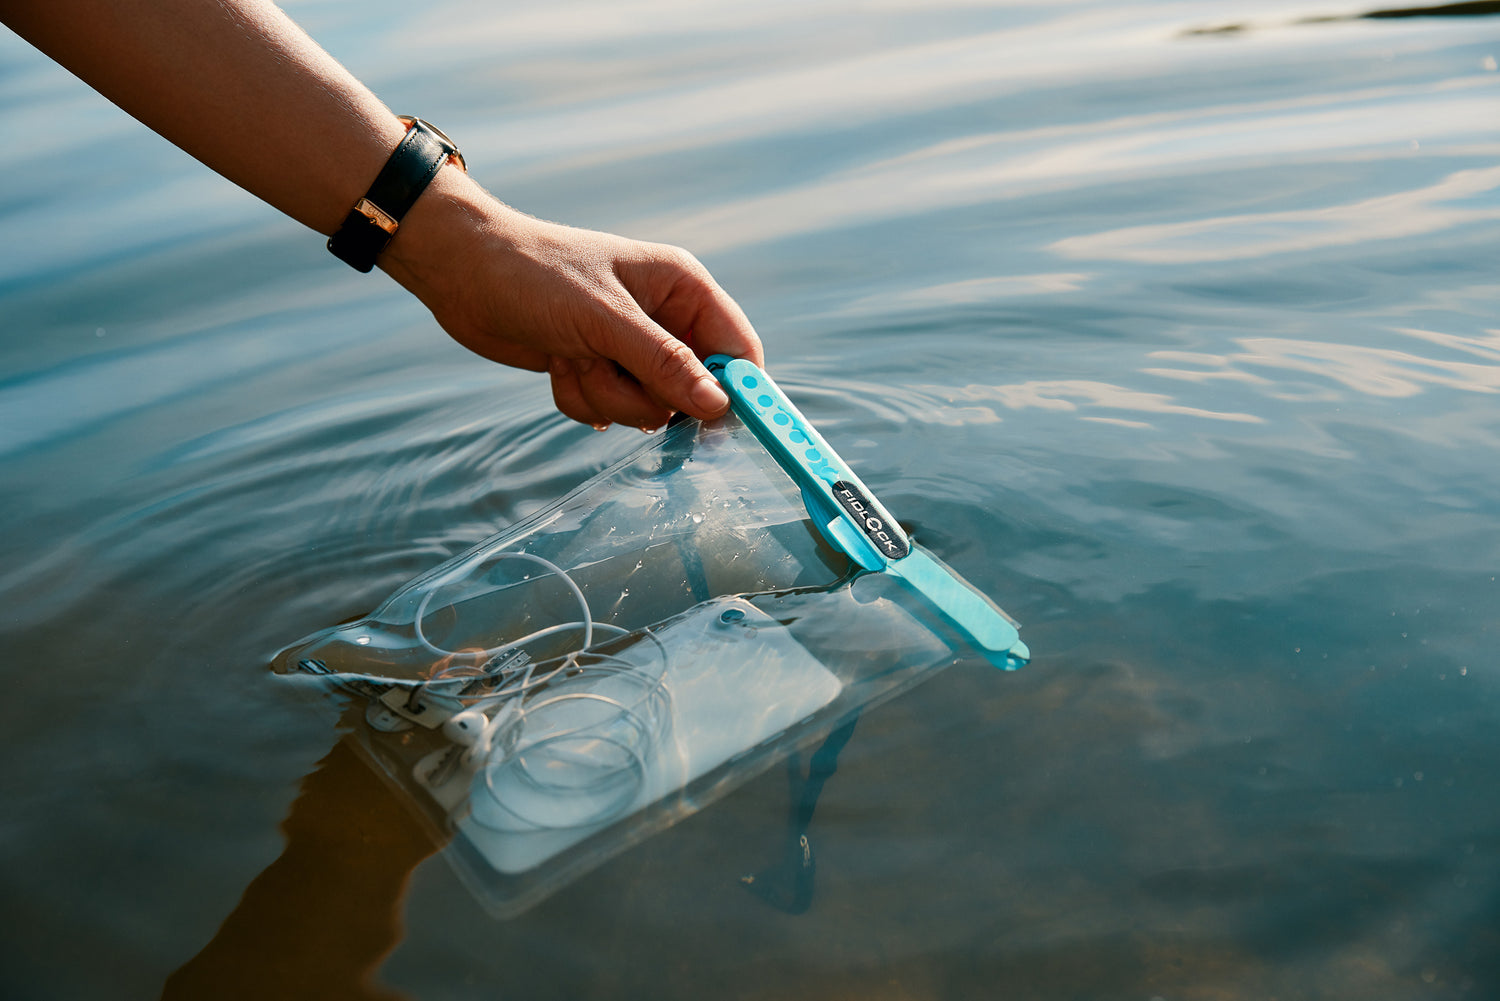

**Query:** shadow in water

left=160, top=731, right=441, bottom=1001
left=159, top=703, right=865, bottom=999
left=742, top=714, right=861, bottom=915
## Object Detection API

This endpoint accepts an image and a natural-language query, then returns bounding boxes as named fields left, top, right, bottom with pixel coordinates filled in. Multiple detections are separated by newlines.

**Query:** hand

left=382, top=168, right=763, bottom=431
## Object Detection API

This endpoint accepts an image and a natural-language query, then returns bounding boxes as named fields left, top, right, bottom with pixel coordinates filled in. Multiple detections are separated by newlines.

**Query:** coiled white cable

left=412, top=550, right=593, bottom=660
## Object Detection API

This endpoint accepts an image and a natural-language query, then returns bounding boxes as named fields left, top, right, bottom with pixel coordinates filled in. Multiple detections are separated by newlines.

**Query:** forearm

left=2, top=0, right=403, bottom=235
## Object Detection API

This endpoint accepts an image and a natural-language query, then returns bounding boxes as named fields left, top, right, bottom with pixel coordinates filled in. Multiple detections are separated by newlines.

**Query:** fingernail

left=592, top=422, right=610, bottom=432
left=690, top=376, right=728, bottom=415
left=575, top=358, right=596, bottom=376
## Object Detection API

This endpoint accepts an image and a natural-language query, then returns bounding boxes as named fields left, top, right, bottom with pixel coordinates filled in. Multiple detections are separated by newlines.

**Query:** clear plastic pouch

left=274, top=410, right=1023, bottom=917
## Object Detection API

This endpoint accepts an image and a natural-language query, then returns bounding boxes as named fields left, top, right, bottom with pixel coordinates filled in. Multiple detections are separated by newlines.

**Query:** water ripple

left=637, top=74, right=1500, bottom=251
left=1147, top=325, right=1500, bottom=400
left=1054, top=165, right=1500, bottom=262
left=6, top=2, right=1500, bottom=996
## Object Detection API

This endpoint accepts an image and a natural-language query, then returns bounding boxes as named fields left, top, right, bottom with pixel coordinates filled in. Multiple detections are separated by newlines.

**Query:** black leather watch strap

left=327, top=117, right=464, bottom=273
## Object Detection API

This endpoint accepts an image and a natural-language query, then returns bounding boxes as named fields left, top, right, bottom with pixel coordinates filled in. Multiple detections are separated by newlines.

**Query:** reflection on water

left=1150, top=328, right=1500, bottom=399
left=642, top=77, right=1500, bottom=253
left=937, top=379, right=1265, bottom=425
left=3, top=0, right=1500, bottom=998
left=1054, top=165, right=1500, bottom=263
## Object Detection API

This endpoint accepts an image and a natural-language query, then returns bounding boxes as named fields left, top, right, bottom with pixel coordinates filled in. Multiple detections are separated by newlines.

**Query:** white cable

left=411, top=551, right=592, bottom=660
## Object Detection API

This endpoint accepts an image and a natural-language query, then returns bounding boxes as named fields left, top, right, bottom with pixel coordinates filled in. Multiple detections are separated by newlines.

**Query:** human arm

left=0, top=0, right=762, bottom=429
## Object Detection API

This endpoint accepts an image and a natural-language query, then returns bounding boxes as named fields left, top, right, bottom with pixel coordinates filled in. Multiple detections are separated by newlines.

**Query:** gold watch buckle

left=353, top=198, right=399, bottom=235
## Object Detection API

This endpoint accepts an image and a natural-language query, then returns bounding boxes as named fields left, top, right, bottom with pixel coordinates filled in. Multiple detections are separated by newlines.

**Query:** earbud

left=442, top=709, right=489, bottom=746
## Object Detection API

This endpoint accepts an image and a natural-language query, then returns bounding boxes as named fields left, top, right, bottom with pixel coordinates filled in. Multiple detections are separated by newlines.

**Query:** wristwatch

left=327, top=116, right=466, bottom=273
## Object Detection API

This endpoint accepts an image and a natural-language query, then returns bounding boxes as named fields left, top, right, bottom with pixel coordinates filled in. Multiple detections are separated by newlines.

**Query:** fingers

left=577, top=357, right=676, bottom=428
left=548, top=358, right=607, bottom=428
left=606, top=248, right=763, bottom=417
left=549, top=357, right=674, bottom=431
left=695, top=292, right=764, bottom=368
left=655, top=266, right=764, bottom=368
left=590, top=305, right=730, bottom=420
left=642, top=246, right=763, bottom=367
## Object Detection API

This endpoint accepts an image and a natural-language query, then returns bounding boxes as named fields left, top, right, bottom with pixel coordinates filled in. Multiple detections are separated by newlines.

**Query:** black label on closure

left=831, top=480, right=909, bottom=560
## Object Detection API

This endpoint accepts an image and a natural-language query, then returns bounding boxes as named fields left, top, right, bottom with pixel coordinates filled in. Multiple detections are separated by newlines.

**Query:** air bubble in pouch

left=470, top=659, right=672, bottom=831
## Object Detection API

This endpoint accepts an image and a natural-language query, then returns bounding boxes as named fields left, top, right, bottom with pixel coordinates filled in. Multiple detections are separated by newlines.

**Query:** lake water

left=3, top=1, right=1499, bottom=998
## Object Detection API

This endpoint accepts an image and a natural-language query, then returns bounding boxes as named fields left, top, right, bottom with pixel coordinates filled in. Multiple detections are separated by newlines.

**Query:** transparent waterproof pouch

left=274, top=360, right=1028, bottom=917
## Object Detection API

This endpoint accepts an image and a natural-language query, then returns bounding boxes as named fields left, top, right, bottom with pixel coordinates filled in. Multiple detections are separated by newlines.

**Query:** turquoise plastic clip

left=705, top=355, right=1029, bottom=670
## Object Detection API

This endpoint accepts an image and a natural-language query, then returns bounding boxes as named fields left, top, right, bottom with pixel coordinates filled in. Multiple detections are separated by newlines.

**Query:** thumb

left=601, top=314, right=730, bottom=419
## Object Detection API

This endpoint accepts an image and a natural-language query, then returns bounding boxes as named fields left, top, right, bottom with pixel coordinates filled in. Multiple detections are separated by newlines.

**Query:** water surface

left=2, top=1, right=1499, bottom=998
